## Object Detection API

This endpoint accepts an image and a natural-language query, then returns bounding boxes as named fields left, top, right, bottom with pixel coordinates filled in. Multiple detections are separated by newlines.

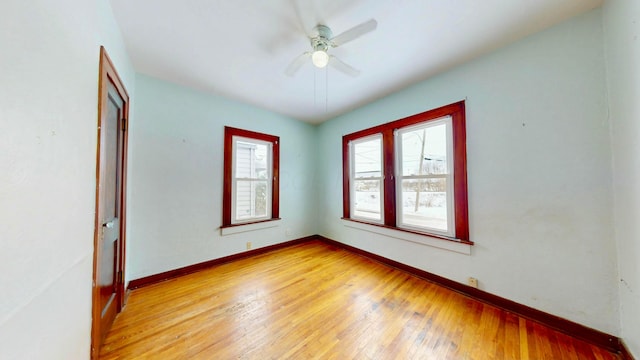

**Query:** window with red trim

left=223, top=126, right=279, bottom=227
left=342, top=101, right=470, bottom=243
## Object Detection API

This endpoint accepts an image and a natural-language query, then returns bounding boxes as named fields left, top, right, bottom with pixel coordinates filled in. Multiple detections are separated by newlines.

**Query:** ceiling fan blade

left=285, top=52, right=311, bottom=76
left=329, top=56, right=360, bottom=77
left=330, top=19, right=377, bottom=47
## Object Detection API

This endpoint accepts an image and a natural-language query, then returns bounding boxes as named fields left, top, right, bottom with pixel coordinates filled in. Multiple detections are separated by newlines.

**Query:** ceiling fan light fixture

left=285, top=20, right=377, bottom=77
left=311, top=50, right=329, bottom=68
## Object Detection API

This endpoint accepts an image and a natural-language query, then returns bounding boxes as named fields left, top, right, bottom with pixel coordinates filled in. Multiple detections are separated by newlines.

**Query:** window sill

left=341, top=218, right=472, bottom=255
left=220, top=218, right=281, bottom=236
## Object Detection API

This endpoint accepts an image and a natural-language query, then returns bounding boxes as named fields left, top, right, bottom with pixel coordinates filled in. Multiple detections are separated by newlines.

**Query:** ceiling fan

left=285, top=19, right=378, bottom=77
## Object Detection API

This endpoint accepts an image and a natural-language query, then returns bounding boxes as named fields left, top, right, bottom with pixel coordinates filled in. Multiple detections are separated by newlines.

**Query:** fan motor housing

left=311, top=25, right=333, bottom=51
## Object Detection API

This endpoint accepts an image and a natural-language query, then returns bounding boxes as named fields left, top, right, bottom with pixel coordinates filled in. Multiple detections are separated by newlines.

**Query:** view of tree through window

left=398, top=119, right=451, bottom=232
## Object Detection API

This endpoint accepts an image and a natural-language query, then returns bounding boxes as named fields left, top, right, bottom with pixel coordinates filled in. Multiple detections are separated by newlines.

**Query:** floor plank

left=99, top=240, right=620, bottom=359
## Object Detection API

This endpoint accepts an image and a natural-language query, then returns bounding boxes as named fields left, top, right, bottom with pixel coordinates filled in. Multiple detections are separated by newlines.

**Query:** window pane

left=235, top=180, right=268, bottom=220
left=254, top=144, right=268, bottom=179
left=354, top=138, right=381, bottom=178
left=235, top=180, right=252, bottom=218
left=353, top=179, right=382, bottom=220
left=253, top=181, right=268, bottom=217
left=400, top=178, right=447, bottom=231
left=401, top=123, right=447, bottom=176
left=235, top=140, right=268, bottom=179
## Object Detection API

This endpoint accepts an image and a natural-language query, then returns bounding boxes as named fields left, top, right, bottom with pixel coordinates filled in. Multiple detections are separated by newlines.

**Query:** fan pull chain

left=325, top=66, right=328, bottom=113
left=312, top=67, right=329, bottom=113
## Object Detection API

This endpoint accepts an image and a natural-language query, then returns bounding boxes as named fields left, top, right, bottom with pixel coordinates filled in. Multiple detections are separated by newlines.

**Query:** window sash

left=395, top=117, right=455, bottom=236
left=231, top=136, right=273, bottom=224
left=349, top=134, right=384, bottom=224
left=233, top=179, right=270, bottom=221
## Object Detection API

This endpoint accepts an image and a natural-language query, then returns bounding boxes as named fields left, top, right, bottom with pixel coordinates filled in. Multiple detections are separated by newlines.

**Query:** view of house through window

left=233, top=138, right=270, bottom=221
left=223, top=127, right=279, bottom=227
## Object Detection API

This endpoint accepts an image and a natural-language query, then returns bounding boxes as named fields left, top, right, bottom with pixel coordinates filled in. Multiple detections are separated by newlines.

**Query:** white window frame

left=395, top=116, right=455, bottom=237
left=231, top=136, right=273, bottom=224
left=349, top=134, right=384, bottom=224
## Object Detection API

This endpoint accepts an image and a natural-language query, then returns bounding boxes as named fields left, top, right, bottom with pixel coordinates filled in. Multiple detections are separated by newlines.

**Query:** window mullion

left=382, top=129, right=396, bottom=227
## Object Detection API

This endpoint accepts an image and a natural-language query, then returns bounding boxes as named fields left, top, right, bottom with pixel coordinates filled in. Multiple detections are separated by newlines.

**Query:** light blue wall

left=0, top=0, right=135, bottom=358
left=128, top=74, right=318, bottom=279
left=603, top=0, right=640, bottom=356
left=317, top=8, right=619, bottom=334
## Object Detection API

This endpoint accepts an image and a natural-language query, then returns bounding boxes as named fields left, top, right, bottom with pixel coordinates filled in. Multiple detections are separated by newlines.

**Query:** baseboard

left=127, top=236, right=315, bottom=290
left=316, top=235, right=624, bottom=355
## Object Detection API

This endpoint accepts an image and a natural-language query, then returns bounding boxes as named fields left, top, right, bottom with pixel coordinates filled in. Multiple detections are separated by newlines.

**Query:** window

left=351, top=134, right=383, bottom=222
left=223, top=127, right=279, bottom=227
left=342, top=101, right=470, bottom=243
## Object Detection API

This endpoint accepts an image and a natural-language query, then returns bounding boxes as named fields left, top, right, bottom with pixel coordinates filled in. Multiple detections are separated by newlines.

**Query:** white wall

left=127, top=74, right=318, bottom=280
left=0, top=1, right=134, bottom=358
left=317, top=9, right=620, bottom=334
left=603, top=0, right=640, bottom=356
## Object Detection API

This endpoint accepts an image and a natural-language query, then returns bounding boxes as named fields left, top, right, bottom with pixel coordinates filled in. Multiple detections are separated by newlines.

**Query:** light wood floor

left=100, top=240, right=619, bottom=359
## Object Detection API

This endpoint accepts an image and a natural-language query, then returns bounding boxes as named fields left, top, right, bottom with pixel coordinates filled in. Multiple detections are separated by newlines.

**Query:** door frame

left=91, top=46, right=130, bottom=359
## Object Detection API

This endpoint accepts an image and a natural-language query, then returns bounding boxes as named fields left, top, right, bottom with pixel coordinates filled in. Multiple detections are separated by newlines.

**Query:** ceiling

left=109, top=0, right=602, bottom=124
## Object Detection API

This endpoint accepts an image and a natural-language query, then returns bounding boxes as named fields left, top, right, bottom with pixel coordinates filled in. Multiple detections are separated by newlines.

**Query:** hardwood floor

left=99, top=240, right=619, bottom=359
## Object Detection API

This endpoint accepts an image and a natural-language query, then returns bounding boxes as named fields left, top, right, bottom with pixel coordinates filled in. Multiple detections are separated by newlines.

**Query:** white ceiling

left=109, top=0, right=602, bottom=124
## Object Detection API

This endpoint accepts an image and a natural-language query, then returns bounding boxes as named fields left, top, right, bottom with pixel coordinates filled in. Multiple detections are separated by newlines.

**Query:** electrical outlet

left=468, top=277, right=479, bottom=288
left=246, top=242, right=252, bottom=250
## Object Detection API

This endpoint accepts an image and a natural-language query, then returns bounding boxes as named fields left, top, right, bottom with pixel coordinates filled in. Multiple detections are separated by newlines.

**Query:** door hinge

left=122, top=117, right=127, bottom=131
left=117, top=270, right=123, bottom=284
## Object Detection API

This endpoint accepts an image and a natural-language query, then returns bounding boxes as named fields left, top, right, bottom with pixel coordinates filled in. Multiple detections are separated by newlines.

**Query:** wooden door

left=92, top=47, right=129, bottom=358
